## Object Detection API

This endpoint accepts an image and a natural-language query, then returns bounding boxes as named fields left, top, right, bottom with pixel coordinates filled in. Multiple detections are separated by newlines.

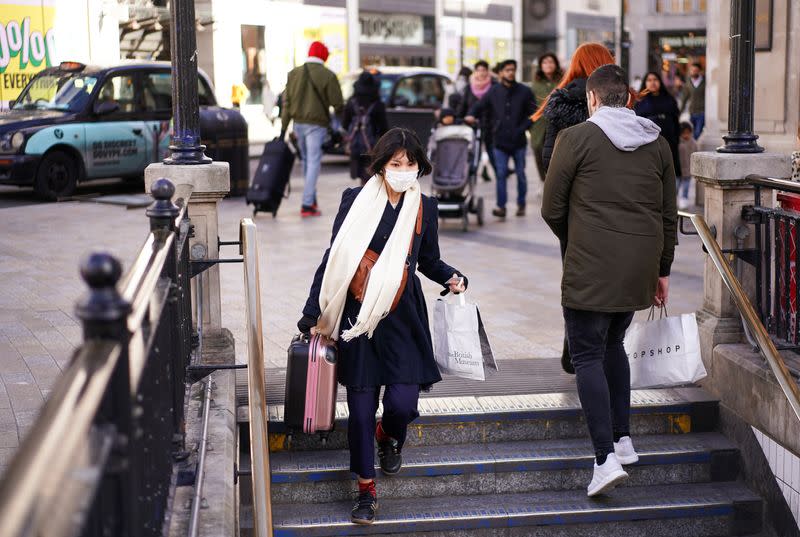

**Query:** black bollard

left=164, top=0, right=211, bottom=165
left=718, top=0, right=764, bottom=153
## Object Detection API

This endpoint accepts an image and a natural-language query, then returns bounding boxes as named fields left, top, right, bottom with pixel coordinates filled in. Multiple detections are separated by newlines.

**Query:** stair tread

left=256, top=387, right=717, bottom=426
left=271, top=481, right=760, bottom=534
left=270, top=432, right=735, bottom=482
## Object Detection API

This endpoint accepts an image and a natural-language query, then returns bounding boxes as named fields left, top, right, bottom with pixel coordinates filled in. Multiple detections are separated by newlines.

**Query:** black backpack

left=345, top=101, right=377, bottom=157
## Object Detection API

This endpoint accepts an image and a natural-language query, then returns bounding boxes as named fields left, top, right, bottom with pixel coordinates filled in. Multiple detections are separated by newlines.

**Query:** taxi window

left=97, top=74, right=137, bottom=113
left=392, top=75, right=444, bottom=108
left=143, top=72, right=215, bottom=112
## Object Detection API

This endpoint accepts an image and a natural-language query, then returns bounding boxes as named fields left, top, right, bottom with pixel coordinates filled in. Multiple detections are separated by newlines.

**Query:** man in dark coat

left=541, top=65, right=677, bottom=497
left=465, top=59, right=536, bottom=218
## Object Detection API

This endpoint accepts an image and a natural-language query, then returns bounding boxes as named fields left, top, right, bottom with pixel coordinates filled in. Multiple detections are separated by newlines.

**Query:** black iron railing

left=0, top=179, right=195, bottom=537
left=745, top=175, right=800, bottom=349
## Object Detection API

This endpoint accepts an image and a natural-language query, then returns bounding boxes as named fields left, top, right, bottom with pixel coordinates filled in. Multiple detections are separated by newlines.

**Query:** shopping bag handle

left=647, top=304, right=669, bottom=321
left=445, top=291, right=466, bottom=306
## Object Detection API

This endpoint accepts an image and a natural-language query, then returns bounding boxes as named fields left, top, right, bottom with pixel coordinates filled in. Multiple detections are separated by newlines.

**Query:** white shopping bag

left=433, top=293, right=497, bottom=381
left=623, top=307, right=707, bottom=389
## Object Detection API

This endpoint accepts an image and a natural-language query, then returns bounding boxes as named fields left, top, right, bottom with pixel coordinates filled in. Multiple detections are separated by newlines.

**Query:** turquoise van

left=0, top=61, right=248, bottom=200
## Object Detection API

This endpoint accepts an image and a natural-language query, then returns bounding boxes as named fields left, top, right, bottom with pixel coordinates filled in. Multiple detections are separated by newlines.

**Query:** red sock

left=375, top=422, right=391, bottom=442
left=358, top=480, right=376, bottom=496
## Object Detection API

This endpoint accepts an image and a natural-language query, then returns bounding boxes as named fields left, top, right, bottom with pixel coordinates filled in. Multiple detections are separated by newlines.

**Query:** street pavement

left=0, top=152, right=705, bottom=472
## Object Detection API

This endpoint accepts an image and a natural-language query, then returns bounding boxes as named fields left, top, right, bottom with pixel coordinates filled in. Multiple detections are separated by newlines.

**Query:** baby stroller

left=428, top=123, right=484, bottom=231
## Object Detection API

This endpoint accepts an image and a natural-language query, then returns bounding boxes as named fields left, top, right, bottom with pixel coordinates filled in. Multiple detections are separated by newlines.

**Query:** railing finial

left=147, top=178, right=181, bottom=231
left=75, top=252, right=130, bottom=340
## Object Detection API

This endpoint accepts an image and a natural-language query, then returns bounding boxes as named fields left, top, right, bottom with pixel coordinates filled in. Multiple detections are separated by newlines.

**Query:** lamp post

left=717, top=0, right=764, bottom=153
left=164, top=0, right=211, bottom=164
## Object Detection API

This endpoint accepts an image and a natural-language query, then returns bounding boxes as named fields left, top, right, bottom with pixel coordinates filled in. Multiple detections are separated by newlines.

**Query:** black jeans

left=563, top=308, right=635, bottom=463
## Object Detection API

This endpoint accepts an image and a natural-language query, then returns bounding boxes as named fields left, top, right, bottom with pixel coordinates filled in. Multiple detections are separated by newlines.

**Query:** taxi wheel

left=34, top=150, right=78, bottom=201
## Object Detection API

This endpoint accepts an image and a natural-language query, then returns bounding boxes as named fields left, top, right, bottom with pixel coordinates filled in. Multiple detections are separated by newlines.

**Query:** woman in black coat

left=541, top=77, right=588, bottom=173
left=343, top=71, right=389, bottom=183
left=297, top=128, right=467, bottom=526
left=634, top=71, right=682, bottom=177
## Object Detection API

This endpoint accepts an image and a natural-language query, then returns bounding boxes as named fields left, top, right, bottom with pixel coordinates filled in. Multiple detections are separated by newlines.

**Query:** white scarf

left=317, top=175, right=422, bottom=341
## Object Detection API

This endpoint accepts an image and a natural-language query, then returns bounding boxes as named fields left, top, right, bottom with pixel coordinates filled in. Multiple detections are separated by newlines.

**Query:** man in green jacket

left=542, top=64, right=677, bottom=498
left=680, top=62, right=705, bottom=140
left=281, top=41, right=344, bottom=217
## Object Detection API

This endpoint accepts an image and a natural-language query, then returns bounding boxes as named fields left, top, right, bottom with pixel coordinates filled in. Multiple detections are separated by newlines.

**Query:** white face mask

left=384, top=169, right=418, bottom=192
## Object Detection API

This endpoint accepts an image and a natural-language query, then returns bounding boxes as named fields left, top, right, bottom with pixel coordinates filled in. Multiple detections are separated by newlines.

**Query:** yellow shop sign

left=0, top=1, right=57, bottom=107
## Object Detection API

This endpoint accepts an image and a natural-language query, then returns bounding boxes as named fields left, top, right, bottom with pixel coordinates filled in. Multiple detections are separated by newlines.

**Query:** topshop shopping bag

left=623, top=307, right=707, bottom=389
left=433, top=293, right=497, bottom=381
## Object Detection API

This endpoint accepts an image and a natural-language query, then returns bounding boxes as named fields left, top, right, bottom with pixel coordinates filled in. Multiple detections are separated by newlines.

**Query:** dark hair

left=535, top=52, right=563, bottom=82
left=638, top=70, right=666, bottom=94
left=586, top=64, right=630, bottom=108
left=474, top=59, right=489, bottom=70
left=458, top=66, right=473, bottom=78
left=680, top=121, right=693, bottom=133
left=691, top=62, right=703, bottom=70
left=368, top=128, right=432, bottom=178
left=498, top=59, right=517, bottom=70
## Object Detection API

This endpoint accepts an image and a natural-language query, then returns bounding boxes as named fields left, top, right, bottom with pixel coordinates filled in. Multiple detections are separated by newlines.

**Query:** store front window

left=241, top=25, right=266, bottom=105
left=647, top=31, right=706, bottom=95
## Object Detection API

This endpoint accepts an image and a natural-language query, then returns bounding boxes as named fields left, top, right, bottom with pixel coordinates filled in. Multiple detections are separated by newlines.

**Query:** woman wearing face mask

left=297, top=127, right=468, bottom=526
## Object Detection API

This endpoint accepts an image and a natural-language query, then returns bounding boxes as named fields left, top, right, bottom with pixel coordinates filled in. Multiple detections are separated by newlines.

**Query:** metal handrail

left=680, top=210, right=800, bottom=422
left=746, top=174, right=800, bottom=195
left=241, top=218, right=273, bottom=537
left=0, top=341, right=121, bottom=537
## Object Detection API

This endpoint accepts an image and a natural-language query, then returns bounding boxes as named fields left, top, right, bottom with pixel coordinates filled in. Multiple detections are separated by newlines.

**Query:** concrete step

left=266, top=433, right=739, bottom=504
left=265, top=481, right=762, bottom=537
left=257, top=388, right=718, bottom=451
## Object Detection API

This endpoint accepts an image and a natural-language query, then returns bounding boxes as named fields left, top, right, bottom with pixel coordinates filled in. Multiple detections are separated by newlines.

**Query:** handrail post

left=75, top=253, right=141, bottom=536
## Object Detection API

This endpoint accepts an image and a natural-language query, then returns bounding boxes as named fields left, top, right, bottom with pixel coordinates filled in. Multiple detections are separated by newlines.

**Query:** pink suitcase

left=285, top=333, right=338, bottom=438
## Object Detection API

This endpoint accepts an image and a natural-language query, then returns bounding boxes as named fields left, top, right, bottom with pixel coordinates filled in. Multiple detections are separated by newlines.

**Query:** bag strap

left=406, top=201, right=423, bottom=256
left=304, top=64, right=327, bottom=110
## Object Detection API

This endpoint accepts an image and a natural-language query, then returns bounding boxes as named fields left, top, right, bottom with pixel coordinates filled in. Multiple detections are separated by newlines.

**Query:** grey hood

left=587, top=106, right=661, bottom=151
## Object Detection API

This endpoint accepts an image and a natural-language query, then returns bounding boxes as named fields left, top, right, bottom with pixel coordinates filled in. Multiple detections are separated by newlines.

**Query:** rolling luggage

left=246, top=136, right=295, bottom=217
left=285, top=333, right=338, bottom=442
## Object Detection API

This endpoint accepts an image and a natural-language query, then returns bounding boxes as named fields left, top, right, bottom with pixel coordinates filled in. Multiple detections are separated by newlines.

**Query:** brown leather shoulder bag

left=349, top=202, right=423, bottom=312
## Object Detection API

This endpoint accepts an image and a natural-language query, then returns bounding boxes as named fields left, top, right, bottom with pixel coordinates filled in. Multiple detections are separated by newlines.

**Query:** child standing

left=678, top=122, right=698, bottom=209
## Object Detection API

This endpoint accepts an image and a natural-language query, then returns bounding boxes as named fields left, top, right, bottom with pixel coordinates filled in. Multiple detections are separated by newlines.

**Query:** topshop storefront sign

left=359, top=13, right=423, bottom=46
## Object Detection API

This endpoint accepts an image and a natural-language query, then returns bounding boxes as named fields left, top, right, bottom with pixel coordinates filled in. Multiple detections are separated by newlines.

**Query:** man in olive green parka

left=541, top=64, right=677, bottom=498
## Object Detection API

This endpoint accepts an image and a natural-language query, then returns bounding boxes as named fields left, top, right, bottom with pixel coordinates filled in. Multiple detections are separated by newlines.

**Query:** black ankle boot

left=376, top=423, right=402, bottom=475
left=351, top=487, right=378, bottom=524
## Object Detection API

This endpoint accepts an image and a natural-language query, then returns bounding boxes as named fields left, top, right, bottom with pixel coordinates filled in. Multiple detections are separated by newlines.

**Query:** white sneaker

left=614, top=436, right=639, bottom=465
left=678, top=197, right=690, bottom=210
left=587, top=453, right=629, bottom=497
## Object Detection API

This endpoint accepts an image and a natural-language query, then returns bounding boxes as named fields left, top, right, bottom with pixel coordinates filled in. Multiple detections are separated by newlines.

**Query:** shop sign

left=658, top=35, right=707, bottom=49
left=359, top=13, right=423, bottom=46
left=0, top=1, right=56, bottom=108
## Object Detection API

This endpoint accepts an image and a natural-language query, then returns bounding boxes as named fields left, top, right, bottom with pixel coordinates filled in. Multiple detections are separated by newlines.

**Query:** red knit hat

left=308, top=41, right=329, bottom=62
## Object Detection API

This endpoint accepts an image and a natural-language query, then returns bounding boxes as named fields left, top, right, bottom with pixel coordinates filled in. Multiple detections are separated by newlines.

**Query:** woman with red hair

left=536, top=43, right=618, bottom=173
left=534, top=43, right=619, bottom=375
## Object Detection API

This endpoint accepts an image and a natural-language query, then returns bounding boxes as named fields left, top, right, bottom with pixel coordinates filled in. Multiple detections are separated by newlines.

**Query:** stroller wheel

left=462, top=211, right=469, bottom=232
left=468, top=197, right=476, bottom=213
left=476, top=197, right=485, bottom=227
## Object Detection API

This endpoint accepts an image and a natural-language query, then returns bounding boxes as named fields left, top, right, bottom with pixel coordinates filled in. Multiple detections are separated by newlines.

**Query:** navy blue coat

left=302, top=187, right=464, bottom=388
left=468, top=81, right=536, bottom=152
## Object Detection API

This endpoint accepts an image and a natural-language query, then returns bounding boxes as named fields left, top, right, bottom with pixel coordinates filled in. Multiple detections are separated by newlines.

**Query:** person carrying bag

left=297, top=128, right=468, bottom=526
